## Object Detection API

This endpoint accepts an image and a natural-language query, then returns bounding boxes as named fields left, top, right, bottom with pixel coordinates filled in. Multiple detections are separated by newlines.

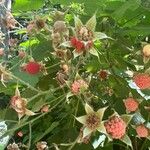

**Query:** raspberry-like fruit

left=70, top=37, right=85, bottom=53
left=75, top=40, right=85, bottom=53
left=136, top=125, right=149, bottom=138
left=124, top=97, right=139, bottom=112
left=25, top=61, right=41, bottom=75
left=133, top=73, right=150, bottom=89
left=104, top=116, right=126, bottom=139
left=70, top=37, right=77, bottom=47
left=71, top=79, right=88, bottom=94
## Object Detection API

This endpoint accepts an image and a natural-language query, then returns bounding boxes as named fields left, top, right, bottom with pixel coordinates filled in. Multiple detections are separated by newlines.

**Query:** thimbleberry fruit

left=104, top=116, right=126, bottom=139
left=133, top=73, right=150, bottom=89
left=25, top=61, right=41, bottom=75
left=124, top=98, right=139, bottom=112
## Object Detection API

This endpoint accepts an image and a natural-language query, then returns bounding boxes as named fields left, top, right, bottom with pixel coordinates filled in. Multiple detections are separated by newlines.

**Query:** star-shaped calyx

left=76, top=103, right=107, bottom=138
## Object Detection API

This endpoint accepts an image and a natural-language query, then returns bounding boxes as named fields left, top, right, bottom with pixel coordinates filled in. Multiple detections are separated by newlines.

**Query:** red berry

left=25, top=61, right=41, bottom=75
left=75, top=40, right=85, bottom=53
left=104, top=116, right=126, bottom=139
left=133, top=73, right=150, bottom=89
left=70, top=37, right=77, bottom=47
left=70, top=37, right=85, bottom=53
left=124, top=98, right=139, bottom=112
left=136, top=125, right=149, bottom=137
left=71, top=79, right=88, bottom=94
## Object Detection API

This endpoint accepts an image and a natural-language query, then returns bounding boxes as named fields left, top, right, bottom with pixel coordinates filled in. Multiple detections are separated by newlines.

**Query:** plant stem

left=28, top=86, right=63, bottom=103
left=67, top=136, right=79, bottom=150
left=28, top=90, right=49, bottom=102
left=46, top=62, right=60, bottom=69
left=9, top=59, right=24, bottom=71
left=1, top=120, right=18, bottom=123
left=27, top=123, right=32, bottom=150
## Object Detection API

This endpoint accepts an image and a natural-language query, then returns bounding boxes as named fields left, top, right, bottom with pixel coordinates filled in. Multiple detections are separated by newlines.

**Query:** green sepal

left=85, top=14, right=96, bottom=32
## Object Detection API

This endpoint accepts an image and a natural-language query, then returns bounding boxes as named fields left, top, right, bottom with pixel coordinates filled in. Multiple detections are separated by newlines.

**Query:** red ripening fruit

left=104, top=116, right=126, bottom=139
left=70, top=37, right=85, bottom=53
left=124, top=98, right=139, bottom=112
left=99, top=70, right=108, bottom=80
left=75, top=40, right=85, bottom=53
left=133, top=73, right=150, bottom=89
left=71, top=79, right=88, bottom=94
left=136, top=125, right=149, bottom=138
left=25, top=61, right=41, bottom=75
left=70, top=37, right=78, bottom=47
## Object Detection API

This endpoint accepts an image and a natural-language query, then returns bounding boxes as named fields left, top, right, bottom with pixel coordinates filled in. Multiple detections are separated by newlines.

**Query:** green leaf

left=120, top=26, right=150, bottom=36
left=32, top=98, right=45, bottom=112
left=13, top=0, right=44, bottom=12
left=112, top=0, right=141, bottom=20
left=85, top=58, right=101, bottom=73
left=12, top=69, right=39, bottom=87
left=0, top=145, right=5, bottom=150
left=0, top=109, right=6, bottom=120
left=34, top=122, right=59, bottom=143
left=51, top=0, right=106, bottom=15
left=19, top=39, right=39, bottom=47
left=32, top=37, right=53, bottom=61
left=86, top=14, right=96, bottom=32
left=73, top=143, right=93, bottom=150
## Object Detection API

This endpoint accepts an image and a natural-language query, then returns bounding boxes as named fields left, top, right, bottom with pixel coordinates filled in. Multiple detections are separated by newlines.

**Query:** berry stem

left=46, top=62, right=60, bottom=69
left=28, top=86, right=62, bottom=103
left=67, top=136, right=79, bottom=150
